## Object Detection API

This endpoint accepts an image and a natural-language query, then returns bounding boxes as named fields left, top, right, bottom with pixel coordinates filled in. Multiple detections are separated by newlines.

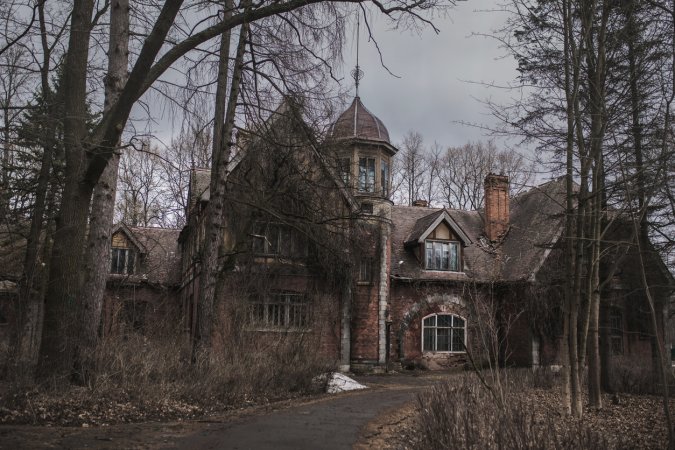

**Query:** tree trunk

left=37, top=0, right=96, bottom=382
left=12, top=0, right=57, bottom=380
left=193, top=3, right=245, bottom=358
left=76, top=0, right=130, bottom=384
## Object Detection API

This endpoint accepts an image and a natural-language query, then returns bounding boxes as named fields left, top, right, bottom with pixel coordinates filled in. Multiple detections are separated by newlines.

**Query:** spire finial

left=350, top=10, right=364, bottom=97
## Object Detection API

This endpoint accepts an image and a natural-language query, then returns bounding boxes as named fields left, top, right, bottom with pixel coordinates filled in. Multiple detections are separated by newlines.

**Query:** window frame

left=248, top=292, right=312, bottom=331
left=424, top=239, right=461, bottom=272
left=338, top=157, right=351, bottom=186
left=380, top=158, right=389, bottom=197
left=251, top=222, right=308, bottom=258
left=358, top=258, right=373, bottom=283
left=110, top=247, right=135, bottom=275
left=422, top=313, right=467, bottom=354
left=609, top=308, right=623, bottom=355
left=358, top=157, right=376, bottom=193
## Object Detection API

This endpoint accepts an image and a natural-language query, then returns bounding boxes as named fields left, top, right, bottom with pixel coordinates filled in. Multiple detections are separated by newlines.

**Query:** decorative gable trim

left=111, top=223, right=148, bottom=255
left=405, top=210, right=472, bottom=248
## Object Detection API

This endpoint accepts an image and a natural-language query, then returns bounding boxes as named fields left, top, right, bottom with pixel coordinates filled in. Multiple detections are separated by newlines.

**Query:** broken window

left=251, top=222, right=308, bottom=258
left=111, top=248, right=135, bottom=275
left=425, top=240, right=460, bottom=271
left=422, top=314, right=466, bottom=353
left=358, top=157, right=375, bottom=192
left=249, top=292, right=311, bottom=330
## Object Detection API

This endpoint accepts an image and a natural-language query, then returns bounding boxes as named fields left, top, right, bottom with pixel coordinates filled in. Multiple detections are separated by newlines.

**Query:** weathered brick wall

left=209, top=273, right=342, bottom=364
left=484, top=174, right=510, bottom=241
left=102, top=284, right=179, bottom=337
left=350, top=283, right=380, bottom=362
left=389, top=282, right=477, bottom=369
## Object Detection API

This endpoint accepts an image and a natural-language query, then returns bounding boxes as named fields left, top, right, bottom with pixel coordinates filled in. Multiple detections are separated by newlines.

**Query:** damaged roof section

left=390, top=177, right=572, bottom=283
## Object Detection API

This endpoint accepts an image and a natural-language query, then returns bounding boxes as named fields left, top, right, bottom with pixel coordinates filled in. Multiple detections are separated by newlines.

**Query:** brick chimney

left=412, top=199, right=428, bottom=207
left=484, top=173, right=510, bottom=241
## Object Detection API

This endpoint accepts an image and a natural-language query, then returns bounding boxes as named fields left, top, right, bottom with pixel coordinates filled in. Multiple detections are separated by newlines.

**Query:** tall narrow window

left=358, top=157, right=375, bottom=192
left=358, top=258, right=373, bottom=282
left=381, top=159, right=389, bottom=197
left=609, top=308, right=623, bottom=355
left=338, top=157, right=351, bottom=185
left=422, top=314, right=466, bottom=352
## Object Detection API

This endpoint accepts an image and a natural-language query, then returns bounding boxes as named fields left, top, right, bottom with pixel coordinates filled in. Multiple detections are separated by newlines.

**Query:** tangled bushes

left=413, top=371, right=613, bottom=450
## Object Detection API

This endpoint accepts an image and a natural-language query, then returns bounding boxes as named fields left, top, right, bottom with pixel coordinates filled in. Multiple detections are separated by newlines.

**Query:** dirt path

left=0, top=372, right=445, bottom=450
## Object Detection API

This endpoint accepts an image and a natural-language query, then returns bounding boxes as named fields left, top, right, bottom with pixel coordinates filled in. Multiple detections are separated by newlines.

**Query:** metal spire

left=350, top=11, right=364, bottom=97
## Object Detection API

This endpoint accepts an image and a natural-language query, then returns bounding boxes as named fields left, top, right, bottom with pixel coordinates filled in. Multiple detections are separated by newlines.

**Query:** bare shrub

left=92, top=326, right=333, bottom=407
left=413, top=374, right=613, bottom=450
left=610, top=358, right=655, bottom=395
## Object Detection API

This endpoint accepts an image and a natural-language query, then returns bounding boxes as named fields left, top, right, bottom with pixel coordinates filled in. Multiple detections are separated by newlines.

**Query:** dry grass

left=412, top=370, right=614, bottom=450
left=0, top=329, right=333, bottom=426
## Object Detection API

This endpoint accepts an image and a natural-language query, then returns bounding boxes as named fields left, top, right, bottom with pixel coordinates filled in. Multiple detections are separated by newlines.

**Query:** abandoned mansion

left=5, top=95, right=670, bottom=375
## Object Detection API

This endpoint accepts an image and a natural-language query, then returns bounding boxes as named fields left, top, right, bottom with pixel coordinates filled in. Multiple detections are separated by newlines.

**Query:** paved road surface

left=0, top=372, right=445, bottom=450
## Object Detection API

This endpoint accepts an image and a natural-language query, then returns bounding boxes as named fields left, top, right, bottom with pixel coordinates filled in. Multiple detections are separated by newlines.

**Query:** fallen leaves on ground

left=0, top=384, right=306, bottom=427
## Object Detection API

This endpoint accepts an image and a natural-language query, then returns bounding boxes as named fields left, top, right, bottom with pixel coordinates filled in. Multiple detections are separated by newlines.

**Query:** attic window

left=111, top=248, right=135, bottom=275
left=425, top=240, right=460, bottom=272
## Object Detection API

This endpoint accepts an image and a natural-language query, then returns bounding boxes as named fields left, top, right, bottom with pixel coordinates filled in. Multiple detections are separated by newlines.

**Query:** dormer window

left=111, top=247, right=135, bottom=274
left=425, top=240, right=460, bottom=271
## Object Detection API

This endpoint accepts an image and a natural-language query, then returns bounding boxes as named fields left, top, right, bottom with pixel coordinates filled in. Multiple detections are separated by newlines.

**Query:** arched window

left=422, top=313, right=466, bottom=353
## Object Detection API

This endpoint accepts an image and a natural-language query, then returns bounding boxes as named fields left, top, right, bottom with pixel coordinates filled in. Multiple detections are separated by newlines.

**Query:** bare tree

left=437, top=140, right=533, bottom=210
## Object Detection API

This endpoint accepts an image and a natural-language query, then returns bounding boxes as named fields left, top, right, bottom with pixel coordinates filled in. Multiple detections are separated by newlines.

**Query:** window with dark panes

left=425, top=240, right=460, bottom=271
left=358, top=157, right=375, bottom=192
left=338, top=157, right=351, bottom=185
left=358, top=258, right=373, bottom=282
left=610, top=308, right=623, bottom=355
left=110, top=248, right=135, bottom=274
left=251, top=223, right=308, bottom=258
left=422, top=314, right=466, bottom=352
left=381, top=159, right=389, bottom=196
left=249, top=293, right=311, bottom=329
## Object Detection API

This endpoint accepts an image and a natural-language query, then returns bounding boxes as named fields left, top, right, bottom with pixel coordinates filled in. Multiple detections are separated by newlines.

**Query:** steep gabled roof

left=389, top=177, right=573, bottom=283
left=188, top=98, right=360, bottom=217
left=123, top=226, right=181, bottom=286
left=500, top=177, right=567, bottom=281
left=112, top=223, right=148, bottom=255
left=404, top=209, right=472, bottom=247
left=391, top=206, right=490, bottom=281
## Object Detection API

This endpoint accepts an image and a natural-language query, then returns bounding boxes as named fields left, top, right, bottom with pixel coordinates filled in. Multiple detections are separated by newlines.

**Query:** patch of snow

left=314, top=372, right=367, bottom=394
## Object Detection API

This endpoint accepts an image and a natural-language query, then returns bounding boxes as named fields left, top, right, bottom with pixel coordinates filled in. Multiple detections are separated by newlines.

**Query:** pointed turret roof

left=330, top=97, right=390, bottom=143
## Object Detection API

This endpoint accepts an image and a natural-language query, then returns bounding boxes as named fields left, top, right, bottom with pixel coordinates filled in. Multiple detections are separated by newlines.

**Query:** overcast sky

left=341, top=2, right=520, bottom=150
